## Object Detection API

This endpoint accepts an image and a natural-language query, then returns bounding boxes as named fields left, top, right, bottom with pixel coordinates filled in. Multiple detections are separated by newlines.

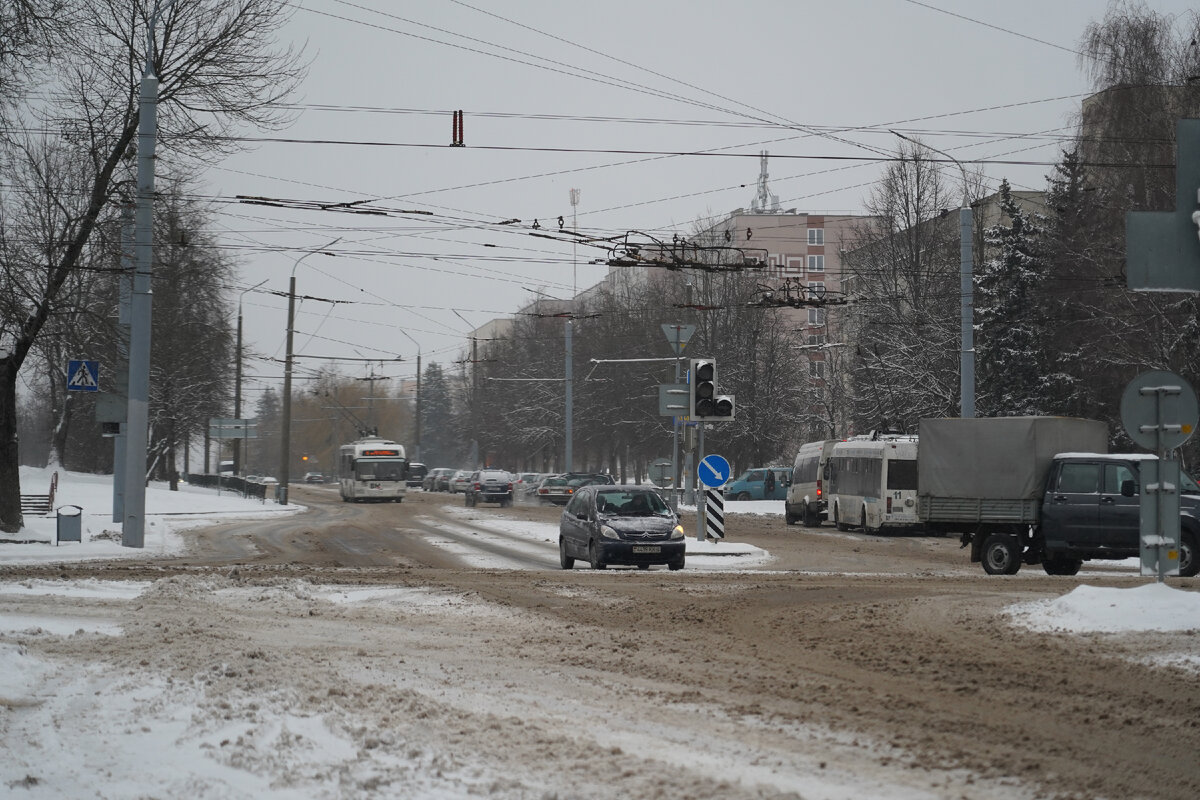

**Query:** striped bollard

left=705, top=488, right=725, bottom=541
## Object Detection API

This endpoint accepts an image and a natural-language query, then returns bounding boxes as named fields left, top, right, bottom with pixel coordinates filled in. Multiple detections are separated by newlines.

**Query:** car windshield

left=595, top=490, right=670, bottom=516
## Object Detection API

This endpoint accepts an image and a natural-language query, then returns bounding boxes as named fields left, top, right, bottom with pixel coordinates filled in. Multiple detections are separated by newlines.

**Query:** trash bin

left=56, top=504, right=82, bottom=545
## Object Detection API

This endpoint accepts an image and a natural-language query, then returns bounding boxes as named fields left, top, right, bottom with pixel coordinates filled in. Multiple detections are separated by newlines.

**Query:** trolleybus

left=826, top=433, right=919, bottom=533
left=338, top=436, right=408, bottom=502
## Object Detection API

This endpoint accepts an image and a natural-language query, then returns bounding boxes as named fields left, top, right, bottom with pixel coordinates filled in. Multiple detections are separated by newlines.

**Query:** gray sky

left=196, top=0, right=1198, bottom=399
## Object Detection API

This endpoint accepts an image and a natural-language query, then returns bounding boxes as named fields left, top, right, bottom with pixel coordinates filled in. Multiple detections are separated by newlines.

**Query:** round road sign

left=698, top=454, right=731, bottom=488
left=1120, top=370, right=1198, bottom=451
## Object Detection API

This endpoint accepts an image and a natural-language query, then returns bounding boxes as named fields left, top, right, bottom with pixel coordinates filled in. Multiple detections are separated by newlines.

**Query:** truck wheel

left=1042, top=554, right=1083, bottom=576
left=981, top=533, right=1022, bottom=575
left=1179, top=529, right=1200, bottom=578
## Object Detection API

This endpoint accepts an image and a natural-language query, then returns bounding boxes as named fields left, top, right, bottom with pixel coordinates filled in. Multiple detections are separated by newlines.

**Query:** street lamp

left=397, top=328, right=421, bottom=461
left=280, top=238, right=341, bottom=505
left=233, top=279, right=267, bottom=477
left=122, top=0, right=176, bottom=548
left=890, top=130, right=975, bottom=419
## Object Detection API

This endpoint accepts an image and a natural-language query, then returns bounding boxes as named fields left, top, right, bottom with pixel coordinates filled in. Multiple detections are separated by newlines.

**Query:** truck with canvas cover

left=918, top=416, right=1200, bottom=577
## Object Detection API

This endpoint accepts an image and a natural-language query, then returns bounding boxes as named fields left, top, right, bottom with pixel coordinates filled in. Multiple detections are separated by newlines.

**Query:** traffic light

left=689, top=359, right=736, bottom=421
left=711, top=392, right=735, bottom=419
left=690, top=359, right=716, bottom=418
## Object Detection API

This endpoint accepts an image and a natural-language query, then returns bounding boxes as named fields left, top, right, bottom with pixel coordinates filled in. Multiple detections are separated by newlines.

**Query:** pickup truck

left=918, top=417, right=1200, bottom=577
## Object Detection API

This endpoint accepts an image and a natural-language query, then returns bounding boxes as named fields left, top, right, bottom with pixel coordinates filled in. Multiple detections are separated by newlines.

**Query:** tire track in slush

left=400, top=512, right=559, bottom=570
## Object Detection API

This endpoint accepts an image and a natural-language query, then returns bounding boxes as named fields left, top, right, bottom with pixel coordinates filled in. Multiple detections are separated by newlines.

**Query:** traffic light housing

left=690, top=359, right=716, bottom=418
left=689, top=359, right=735, bottom=421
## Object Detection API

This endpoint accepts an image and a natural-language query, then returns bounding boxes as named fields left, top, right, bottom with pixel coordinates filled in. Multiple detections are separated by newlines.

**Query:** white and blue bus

left=338, top=436, right=408, bottom=503
left=827, top=434, right=920, bottom=533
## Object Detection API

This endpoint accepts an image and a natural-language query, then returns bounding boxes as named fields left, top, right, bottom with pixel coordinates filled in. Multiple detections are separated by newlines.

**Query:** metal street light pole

left=233, top=280, right=267, bottom=477
left=397, top=328, right=421, bottom=461
left=122, top=0, right=175, bottom=547
left=279, top=239, right=340, bottom=505
left=891, top=131, right=975, bottom=419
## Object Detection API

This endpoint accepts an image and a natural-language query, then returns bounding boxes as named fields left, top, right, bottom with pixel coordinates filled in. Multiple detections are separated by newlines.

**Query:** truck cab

left=1026, top=455, right=1200, bottom=576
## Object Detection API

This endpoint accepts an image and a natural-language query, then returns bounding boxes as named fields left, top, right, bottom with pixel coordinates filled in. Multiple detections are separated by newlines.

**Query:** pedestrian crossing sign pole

left=67, top=360, right=100, bottom=392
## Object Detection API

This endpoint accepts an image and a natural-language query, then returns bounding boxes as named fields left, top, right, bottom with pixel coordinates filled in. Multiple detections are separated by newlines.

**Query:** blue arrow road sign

left=698, top=454, right=731, bottom=488
left=67, top=360, right=99, bottom=392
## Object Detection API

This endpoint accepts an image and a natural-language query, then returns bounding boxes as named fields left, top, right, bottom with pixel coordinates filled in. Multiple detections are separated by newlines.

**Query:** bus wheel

left=834, top=505, right=850, bottom=532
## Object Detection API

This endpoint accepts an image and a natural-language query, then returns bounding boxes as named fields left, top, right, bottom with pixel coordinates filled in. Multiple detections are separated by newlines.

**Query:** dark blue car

left=558, top=485, right=685, bottom=571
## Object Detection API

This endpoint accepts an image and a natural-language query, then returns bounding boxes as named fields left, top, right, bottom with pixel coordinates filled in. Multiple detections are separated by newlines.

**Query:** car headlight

left=670, top=525, right=684, bottom=540
left=600, top=525, right=619, bottom=540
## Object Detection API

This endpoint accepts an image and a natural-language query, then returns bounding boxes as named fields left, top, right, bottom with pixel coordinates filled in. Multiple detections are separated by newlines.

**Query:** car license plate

left=631, top=545, right=661, bottom=554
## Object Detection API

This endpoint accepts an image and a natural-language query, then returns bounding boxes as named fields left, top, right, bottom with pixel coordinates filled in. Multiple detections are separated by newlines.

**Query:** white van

left=785, top=439, right=838, bottom=526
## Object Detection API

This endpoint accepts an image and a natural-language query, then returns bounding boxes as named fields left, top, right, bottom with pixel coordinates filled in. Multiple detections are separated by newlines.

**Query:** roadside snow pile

left=1005, top=582, right=1200, bottom=633
left=0, top=643, right=53, bottom=707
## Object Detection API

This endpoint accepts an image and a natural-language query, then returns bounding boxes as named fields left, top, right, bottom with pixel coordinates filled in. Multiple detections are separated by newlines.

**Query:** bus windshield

left=886, top=459, right=918, bottom=490
left=355, top=459, right=405, bottom=481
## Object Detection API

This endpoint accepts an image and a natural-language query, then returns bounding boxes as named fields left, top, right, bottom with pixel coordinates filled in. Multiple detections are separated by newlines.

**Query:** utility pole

left=279, top=239, right=339, bottom=504
left=565, top=319, right=573, bottom=472
left=279, top=272, right=296, bottom=504
left=113, top=205, right=133, bottom=524
left=567, top=188, right=580, bottom=474
left=414, top=352, right=421, bottom=461
left=122, top=5, right=171, bottom=548
left=233, top=280, right=266, bottom=477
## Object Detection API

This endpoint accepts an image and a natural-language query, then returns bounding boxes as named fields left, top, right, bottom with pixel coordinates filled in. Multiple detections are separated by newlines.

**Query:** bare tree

left=841, top=140, right=966, bottom=433
left=0, top=0, right=305, bottom=532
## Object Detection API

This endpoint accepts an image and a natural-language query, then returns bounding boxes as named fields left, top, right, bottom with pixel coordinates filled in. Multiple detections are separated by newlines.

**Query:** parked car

left=449, top=470, right=473, bottom=493
left=558, top=484, right=685, bottom=570
left=725, top=467, right=791, bottom=501
left=513, top=472, right=545, bottom=500
left=303, top=471, right=325, bottom=484
left=405, top=462, right=428, bottom=488
left=536, top=475, right=572, bottom=505
left=565, top=472, right=615, bottom=491
left=465, top=469, right=514, bottom=507
left=424, top=467, right=453, bottom=492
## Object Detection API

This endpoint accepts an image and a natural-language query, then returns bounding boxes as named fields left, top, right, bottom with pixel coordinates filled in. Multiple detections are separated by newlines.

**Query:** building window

left=807, top=280, right=826, bottom=301
left=809, top=360, right=825, bottom=379
left=808, top=228, right=824, bottom=245
left=807, top=333, right=826, bottom=347
left=808, top=307, right=825, bottom=325
left=807, top=255, right=824, bottom=272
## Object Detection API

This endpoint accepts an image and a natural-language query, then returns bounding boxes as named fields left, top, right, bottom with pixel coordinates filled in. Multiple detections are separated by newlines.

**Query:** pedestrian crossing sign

left=67, top=360, right=99, bottom=392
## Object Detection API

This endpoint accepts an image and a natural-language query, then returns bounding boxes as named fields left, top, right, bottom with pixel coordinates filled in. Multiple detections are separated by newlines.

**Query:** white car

left=449, top=470, right=473, bottom=493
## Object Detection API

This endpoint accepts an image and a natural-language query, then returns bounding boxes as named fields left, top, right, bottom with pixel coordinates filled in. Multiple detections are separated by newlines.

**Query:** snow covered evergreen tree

left=976, top=180, right=1052, bottom=416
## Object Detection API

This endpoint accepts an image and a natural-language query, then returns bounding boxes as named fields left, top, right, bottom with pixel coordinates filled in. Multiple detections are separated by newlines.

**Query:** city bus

left=826, top=433, right=920, bottom=533
left=338, top=436, right=408, bottom=502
